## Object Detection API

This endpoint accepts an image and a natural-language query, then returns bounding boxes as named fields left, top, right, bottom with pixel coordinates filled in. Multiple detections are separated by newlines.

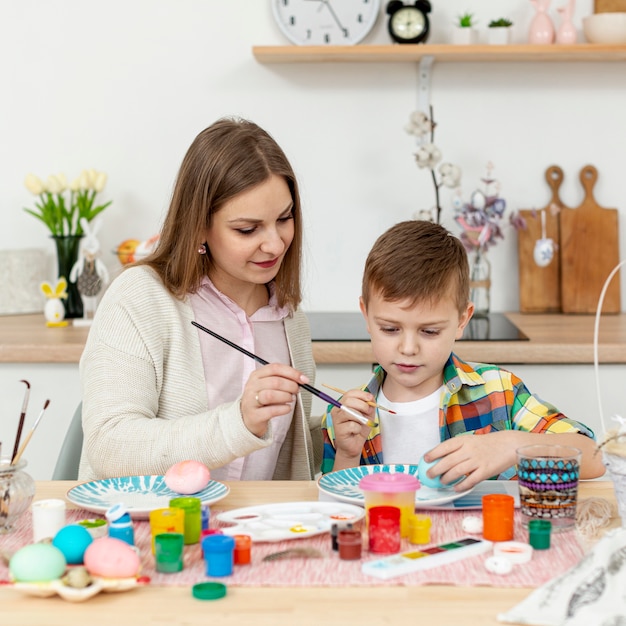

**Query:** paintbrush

left=11, top=380, right=30, bottom=463
left=321, top=383, right=396, bottom=414
left=191, top=321, right=377, bottom=428
left=12, top=399, right=50, bottom=465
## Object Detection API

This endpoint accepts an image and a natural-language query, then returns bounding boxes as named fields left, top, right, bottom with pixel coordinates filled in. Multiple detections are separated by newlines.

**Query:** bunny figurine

left=70, top=217, right=110, bottom=323
left=556, top=0, right=576, bottom=44
left=529, top=0, right=555, bottom=44
left=40, top=277, right=69, bottom=327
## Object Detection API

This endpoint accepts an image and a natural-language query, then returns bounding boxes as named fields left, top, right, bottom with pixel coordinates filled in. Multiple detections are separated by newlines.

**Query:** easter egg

left=417, top=457, right=463, bottom=490
left=52, top=524, right=94, bottom=564
left=164, top=460, right=211, bottom=495
left=83, top=537, right=141, bottom=578
left=116, top=239, right=140, bottom=265
left=9, top=543, right=67, bottom=582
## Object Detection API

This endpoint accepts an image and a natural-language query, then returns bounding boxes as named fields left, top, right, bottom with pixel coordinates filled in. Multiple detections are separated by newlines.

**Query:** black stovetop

left=305, top=312, right=528, bottom=342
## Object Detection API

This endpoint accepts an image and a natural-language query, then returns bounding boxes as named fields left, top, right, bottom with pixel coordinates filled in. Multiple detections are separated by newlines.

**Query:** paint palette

left=216, top=501, right=365, bottom=543
left=361, top=537, right=493, bottom=579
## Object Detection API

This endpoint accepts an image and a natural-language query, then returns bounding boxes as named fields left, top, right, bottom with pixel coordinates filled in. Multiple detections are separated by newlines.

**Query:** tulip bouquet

left=23, top=169, right=112, bottom=236
left=405, top=107, right=462, bottom=224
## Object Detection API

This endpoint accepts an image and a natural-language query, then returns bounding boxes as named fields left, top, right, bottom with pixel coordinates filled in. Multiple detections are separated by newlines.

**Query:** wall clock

left=272, top=0, right=381, bottom=46
left=385, top=0, right=431, bottom=44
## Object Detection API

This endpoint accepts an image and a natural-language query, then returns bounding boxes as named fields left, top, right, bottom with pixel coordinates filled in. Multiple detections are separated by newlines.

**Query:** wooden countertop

left=2, top=312, right=626, bottom=365
left=0, top=479, right=617, bottom=626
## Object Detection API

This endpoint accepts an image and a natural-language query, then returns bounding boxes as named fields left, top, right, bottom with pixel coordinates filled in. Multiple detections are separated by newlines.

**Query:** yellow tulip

left=24, top=173, right=45, bottom=195
left=93, top=171, right=107, bottom=192
left=46, top=174, right=64, bottom=194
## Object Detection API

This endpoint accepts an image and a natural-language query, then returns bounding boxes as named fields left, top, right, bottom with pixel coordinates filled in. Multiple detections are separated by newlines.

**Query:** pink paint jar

left=359, top=472, right=419, bottom=537
left=368, top=506, right=401, bottom=554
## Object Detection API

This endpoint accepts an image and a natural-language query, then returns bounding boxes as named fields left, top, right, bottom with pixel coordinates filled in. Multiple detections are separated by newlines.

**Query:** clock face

left=390, top=7, right=426, bottom=40
left=272, top=0, right=381, bottom=46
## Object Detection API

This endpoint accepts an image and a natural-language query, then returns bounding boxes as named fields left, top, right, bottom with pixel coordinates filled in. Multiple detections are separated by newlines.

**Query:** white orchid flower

left=405, top=111, right=432, bottom=138
left=414, top=143, right=442, bottom=170
left=439, top=163, right=462, bottom=188
left=24, top=173, right=45, bottom=195
left=46, top=174, right=65, bottom=194
left=93, top=171, right=107, bottom=193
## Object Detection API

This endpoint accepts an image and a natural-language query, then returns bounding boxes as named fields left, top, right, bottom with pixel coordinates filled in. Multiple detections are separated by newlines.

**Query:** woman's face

left=205, top=174, right=295, bottom=299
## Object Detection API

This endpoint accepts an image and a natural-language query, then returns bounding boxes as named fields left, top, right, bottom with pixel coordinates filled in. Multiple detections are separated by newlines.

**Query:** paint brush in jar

left=12, top=399, right=50, bottom=465
left=11, top=380, right=30, bottom=464
left=191, top=321, right=377, bottom=428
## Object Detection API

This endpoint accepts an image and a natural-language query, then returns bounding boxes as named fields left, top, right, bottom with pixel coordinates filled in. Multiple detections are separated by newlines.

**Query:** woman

left=78, top=118, right=322, bottom=481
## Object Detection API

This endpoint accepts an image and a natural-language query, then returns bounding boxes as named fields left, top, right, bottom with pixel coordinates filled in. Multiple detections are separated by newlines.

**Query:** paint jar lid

left=494, top=541, right=533, bottom=564
left=359, top=472, right=419, bottom=493
left=192, top=582, right=227, bottom=600
left=105, top=502, right=128, bottom=522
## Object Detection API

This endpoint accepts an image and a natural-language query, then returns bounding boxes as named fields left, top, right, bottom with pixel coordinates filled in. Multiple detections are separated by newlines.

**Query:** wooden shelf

left=253, top=43, right=626, bottom=64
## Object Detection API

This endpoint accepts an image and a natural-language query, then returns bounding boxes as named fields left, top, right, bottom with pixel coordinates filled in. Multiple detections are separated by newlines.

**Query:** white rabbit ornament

left=40, top=277, right=69, bottom=327
left=70, top=217, right=110, bottom=324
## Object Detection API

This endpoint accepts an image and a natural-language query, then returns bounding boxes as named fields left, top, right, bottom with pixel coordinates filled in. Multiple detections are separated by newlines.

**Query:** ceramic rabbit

left=556, top=0, right=576, bottom=44
left=529, top=0, right=555, bottom=44
left=40, top=277, right=68, bottom=327
left=70, top=217, right=109, bottom=322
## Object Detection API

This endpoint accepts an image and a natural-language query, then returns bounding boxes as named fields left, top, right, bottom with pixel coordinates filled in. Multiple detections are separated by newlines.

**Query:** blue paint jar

left=106, top=503, right=135, bottom=546
left=202, top=535, right=235, bottom=577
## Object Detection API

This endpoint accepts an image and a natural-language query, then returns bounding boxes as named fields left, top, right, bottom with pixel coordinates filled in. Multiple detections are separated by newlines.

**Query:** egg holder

left=10, top=573, right=147, bottom=602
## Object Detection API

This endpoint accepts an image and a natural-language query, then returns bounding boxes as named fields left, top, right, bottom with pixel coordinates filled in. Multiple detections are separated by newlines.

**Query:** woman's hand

left=241, top=363, right=307, bottom=437
left=329, top=389, right=376, bottom=469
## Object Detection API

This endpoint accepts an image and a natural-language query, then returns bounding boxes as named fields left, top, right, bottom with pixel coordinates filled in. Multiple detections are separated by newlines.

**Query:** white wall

left=2, top=0, right=625, bottom=313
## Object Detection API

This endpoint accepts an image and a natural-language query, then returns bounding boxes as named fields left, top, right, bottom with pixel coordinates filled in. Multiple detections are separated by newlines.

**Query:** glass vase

left=469, top=249, right=491, bottom=318
left=52, top=235, right=83, bottom=319
left=0, top=457, right=35, bottom=534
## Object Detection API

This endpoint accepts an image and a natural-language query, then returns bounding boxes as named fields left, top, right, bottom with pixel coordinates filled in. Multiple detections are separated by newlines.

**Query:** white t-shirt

left=378, top=386, right=443, bottom=464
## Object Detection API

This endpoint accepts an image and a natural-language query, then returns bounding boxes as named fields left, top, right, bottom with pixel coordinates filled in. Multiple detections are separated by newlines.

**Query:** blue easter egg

left=417, top=457, right=445, bottom=489
left=52, top=524, right=93, bottom=564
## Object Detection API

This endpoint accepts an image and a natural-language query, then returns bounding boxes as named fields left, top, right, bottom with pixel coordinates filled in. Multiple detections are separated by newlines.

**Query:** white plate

left=66, top=476, right=229, bottom=519
left=216, top=501, right=365, bottom=542
left=317, top=464, right=473, bottom=508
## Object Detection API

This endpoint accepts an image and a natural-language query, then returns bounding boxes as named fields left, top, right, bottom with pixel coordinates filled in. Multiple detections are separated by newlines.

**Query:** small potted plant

left=452, top=12, right=478, bottom=45
left=487, top=18, right=513, bottom=44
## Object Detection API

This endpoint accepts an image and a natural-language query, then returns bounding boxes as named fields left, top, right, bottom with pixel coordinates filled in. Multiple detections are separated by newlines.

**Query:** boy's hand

left=329, top=389, right=376, bottom=467
left=423, top=433, right=517, bottom=491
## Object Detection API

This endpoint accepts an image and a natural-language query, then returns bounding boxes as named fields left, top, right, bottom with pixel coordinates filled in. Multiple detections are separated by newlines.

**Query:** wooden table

left=0, top=480, right=619, bottom=626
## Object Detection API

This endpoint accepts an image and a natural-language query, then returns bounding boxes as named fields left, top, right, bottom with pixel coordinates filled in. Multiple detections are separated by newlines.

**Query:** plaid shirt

left=321, top=353, right=595, bottom=477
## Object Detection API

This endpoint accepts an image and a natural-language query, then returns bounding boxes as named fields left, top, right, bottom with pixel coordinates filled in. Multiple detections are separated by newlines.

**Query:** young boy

left=321, top=220, right=605, bottom=488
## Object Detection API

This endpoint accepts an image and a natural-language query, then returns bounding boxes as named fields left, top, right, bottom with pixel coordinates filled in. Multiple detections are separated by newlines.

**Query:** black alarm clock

left=386, top=0, right=431, bottom=44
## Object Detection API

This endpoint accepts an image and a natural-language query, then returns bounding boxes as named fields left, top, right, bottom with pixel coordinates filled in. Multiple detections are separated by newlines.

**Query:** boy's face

left=360, top=289, right=473, bottom=403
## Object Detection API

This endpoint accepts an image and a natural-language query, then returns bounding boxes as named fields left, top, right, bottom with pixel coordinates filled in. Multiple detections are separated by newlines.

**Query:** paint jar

left=149, top=507, right=185, bottom=555
left=368, top=505, right=401, bottom=554
left=106, top=503, right=134, bottom=546
left=359, top=472, right=419, bottom=537
left=331, top=522, right=353, bottom=551
left=202, top=534, right=236, bottom=577
left=482, top=494, right=515, bottom=542
left=338, top=529, right=362, bottom=560
left=31, top=499, right=66, bottom=542
left=233, top=534, right=252, bottom=565
left=169, top=497, right=201, bottom=544
left=154, top=532, right=184, bottom=573
left=528, top=519, right=552, bottom=550
left=408, top=514, right=431, bottom=545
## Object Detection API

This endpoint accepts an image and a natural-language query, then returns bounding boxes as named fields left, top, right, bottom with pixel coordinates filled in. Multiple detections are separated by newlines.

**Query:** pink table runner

left=0, top=508, right=585, bottom=588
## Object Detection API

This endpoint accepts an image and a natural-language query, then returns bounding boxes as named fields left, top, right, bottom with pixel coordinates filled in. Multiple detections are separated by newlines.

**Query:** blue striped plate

left=317, top=464, right=472, bottom=508
left=67, top=475, right=229, bottom=519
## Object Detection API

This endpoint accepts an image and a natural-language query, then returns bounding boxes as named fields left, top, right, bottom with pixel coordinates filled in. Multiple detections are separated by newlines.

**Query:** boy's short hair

left=361, top=220, right=470, bottom=313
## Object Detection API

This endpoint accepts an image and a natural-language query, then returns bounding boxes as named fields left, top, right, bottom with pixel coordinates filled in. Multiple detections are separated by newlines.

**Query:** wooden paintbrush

left=11, top=380, right=30, bottom=463
left=12, top=399, right=50, bottom=465
left=322, top=384, right=396, bottom=414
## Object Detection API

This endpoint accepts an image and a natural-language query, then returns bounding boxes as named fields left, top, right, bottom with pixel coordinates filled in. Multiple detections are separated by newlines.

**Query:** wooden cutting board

left=518, top=166, right=563, bottom=313
left=560, top=165, right=621, bottom=314
left=594, top=0, right=626, bottom=12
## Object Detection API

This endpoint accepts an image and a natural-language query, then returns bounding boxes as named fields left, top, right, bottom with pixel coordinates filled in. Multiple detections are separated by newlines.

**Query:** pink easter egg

left=83, top=537, right=141, bottom=578
left=164, top=460, right=211, bottom=495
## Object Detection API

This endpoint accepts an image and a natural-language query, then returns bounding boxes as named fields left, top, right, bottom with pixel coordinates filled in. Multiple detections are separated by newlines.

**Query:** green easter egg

left=9, top=543, right=67, bottom=582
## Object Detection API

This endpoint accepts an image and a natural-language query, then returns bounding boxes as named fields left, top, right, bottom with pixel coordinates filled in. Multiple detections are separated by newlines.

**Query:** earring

left=198, top=242, right=208, bottom=255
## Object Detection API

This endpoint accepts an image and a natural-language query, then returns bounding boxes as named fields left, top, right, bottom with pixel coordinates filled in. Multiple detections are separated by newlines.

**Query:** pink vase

left=556, top=0, right=577, bottom=44
left=529, top=0, right=555, bottom=44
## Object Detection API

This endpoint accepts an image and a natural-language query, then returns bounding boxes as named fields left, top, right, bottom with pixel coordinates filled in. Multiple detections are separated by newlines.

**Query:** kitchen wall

left=2, top=0, right=625, bottom=314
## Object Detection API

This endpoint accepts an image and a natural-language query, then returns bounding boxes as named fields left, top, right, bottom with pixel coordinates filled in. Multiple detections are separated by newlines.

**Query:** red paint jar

left=233, top=534, right=252, bottom=565
left=368, top=505, right=401, bottom=554
left=337, top=529, right=362, bottom=560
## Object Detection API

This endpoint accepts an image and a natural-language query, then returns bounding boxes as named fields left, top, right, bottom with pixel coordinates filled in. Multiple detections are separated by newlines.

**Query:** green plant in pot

left=487, top=17, right=513, bottom=44
left=453, top=11, right=478, bottom=44
left=23, top=169, right=112, bottom=318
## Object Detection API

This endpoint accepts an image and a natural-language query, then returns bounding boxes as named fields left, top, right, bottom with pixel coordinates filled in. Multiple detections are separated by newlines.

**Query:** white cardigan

left=78, top=266, right=322, bottom=481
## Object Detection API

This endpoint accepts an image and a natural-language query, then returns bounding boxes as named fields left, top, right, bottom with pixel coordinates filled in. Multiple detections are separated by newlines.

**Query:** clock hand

left=321, top=0, right=348, bottom=35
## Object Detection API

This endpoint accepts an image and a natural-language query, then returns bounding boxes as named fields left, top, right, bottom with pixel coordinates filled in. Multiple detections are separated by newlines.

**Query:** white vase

left=488, top=27, right=512, bottom=45
left=451, top=27, right=478, bottom=45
